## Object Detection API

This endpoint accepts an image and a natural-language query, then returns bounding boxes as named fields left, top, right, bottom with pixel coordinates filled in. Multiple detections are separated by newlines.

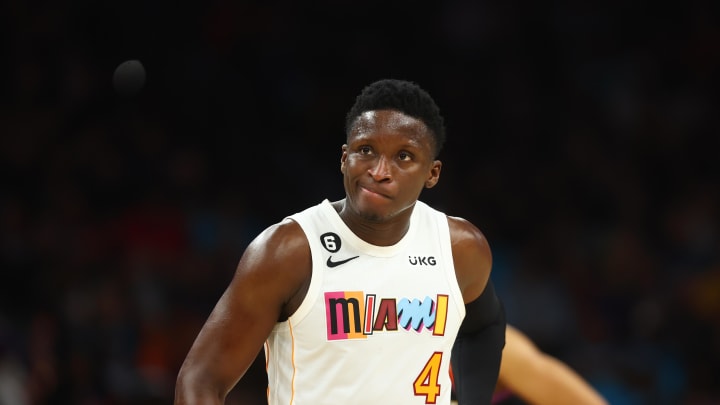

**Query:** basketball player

left=175, top=79, right=506, bottom=404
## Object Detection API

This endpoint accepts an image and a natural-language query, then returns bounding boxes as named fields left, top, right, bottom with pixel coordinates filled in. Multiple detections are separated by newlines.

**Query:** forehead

left=349, top=110, right=434, bottom=146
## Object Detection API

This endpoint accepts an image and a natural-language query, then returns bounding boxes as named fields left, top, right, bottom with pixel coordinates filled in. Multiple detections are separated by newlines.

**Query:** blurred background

left=1, top=0, right=718, bottom=404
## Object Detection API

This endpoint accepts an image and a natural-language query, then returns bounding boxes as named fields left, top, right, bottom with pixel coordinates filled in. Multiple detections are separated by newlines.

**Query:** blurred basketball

left=113, top=59, right=146, bottom=96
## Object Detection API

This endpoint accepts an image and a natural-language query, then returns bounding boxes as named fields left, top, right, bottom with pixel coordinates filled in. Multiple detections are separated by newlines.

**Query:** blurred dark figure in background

left=492, top=325, right=608, bottom=405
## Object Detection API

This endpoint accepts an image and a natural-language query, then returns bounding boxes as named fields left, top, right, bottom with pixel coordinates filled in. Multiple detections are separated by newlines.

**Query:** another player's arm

left=448, top=216, right=506, bottom=405
left=498, top=325, right=609, bottom=405
left=174, top=219, right=311, bottom=405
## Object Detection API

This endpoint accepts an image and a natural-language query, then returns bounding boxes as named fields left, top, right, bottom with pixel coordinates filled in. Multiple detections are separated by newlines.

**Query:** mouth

left=359, top=185, right=392, bottom=199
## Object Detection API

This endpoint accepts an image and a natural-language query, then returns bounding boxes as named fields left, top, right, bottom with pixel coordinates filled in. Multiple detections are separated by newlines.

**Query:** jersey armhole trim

left=439, top=214, right=466, bottom=320
left=285, top=217, right=324, bottom=326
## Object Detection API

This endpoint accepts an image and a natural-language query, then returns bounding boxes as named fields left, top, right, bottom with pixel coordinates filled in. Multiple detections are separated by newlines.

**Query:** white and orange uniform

left=265, top=199, right=465, bottom=405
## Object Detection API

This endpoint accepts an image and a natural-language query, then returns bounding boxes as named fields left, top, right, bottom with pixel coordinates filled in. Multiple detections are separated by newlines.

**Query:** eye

left=398, top=151, right=412, bottom=161
left=359, top=146, right=372, bottom=155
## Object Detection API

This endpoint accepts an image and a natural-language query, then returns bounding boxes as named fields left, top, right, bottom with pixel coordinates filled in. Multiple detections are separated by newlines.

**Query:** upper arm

left=448, top=217, right=505, bottom=403
left=175, top=219, right=311, bottom=402
left=498, top=325, right=609, bottom=405
left=448, top=216, right=493, bottom=303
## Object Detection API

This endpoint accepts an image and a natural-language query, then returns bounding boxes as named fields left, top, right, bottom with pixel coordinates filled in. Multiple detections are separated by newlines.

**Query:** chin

left=358, top=210, right=387, bottom=223
left=358, top=203, right=401, bottom=223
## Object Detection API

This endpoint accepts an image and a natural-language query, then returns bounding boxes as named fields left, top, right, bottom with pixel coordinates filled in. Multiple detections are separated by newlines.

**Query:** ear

left=425, top=160, right=442, bottom=188
left=340, top=144, right=348, bottom=173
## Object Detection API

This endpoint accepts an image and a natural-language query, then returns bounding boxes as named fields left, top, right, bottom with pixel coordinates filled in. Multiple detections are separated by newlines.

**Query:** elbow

left=174, top=364, right=225, bottom=405
left=174, top=366, right=195, bottom=405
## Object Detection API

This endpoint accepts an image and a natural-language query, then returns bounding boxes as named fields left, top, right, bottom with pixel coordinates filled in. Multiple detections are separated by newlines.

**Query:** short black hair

left=345, top=79, right=446, bottom=157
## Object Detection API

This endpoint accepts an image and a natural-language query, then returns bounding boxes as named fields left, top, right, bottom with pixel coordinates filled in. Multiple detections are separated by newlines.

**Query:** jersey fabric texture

left=265, top=199, right=466, bottom=405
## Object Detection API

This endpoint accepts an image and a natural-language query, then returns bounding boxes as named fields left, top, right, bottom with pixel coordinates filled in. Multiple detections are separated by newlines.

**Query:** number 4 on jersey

left=414, top=352, right=443, bottom=404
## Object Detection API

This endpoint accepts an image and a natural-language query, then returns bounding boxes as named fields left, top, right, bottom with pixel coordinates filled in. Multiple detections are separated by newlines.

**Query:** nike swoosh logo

left=326, top=255, right=360, bottom=268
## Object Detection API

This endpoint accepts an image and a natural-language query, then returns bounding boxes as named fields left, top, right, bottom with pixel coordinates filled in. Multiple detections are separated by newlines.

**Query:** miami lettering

left=325, top=291, right=449, bottom=341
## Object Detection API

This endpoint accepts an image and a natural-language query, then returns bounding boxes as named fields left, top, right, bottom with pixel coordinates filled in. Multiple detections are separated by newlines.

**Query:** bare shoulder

left=447, top=216, right=489, bottom=246
left=234, top=217, right=312, bottom=320
left=447, top=216, right=493, bottom=303
left=244, top=217, right=309, bottom=262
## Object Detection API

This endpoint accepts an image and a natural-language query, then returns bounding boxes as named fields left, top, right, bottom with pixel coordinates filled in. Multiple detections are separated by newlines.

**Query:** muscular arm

left=498, top=325, right=608, bottom=405
left=448, top=216, right=506, bottom=404
left=174, top=219, right=311, bottom=404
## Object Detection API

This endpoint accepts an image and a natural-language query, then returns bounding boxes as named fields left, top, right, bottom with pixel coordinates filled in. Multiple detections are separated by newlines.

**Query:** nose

left=368, top=155, right=392, bottom=182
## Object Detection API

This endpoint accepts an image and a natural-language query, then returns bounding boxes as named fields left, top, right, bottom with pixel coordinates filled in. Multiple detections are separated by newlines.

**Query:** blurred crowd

left=1, top=0, right=718, bottom=404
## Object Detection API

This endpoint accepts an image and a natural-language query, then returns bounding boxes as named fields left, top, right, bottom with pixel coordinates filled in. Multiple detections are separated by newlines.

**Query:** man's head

left=340, top=79, right=444, bottom=223
left=345, top=79, right=446, bottom=159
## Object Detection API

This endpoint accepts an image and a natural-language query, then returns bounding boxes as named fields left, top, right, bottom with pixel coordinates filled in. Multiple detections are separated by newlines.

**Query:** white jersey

left=265, top=199, right=466, bottom=405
